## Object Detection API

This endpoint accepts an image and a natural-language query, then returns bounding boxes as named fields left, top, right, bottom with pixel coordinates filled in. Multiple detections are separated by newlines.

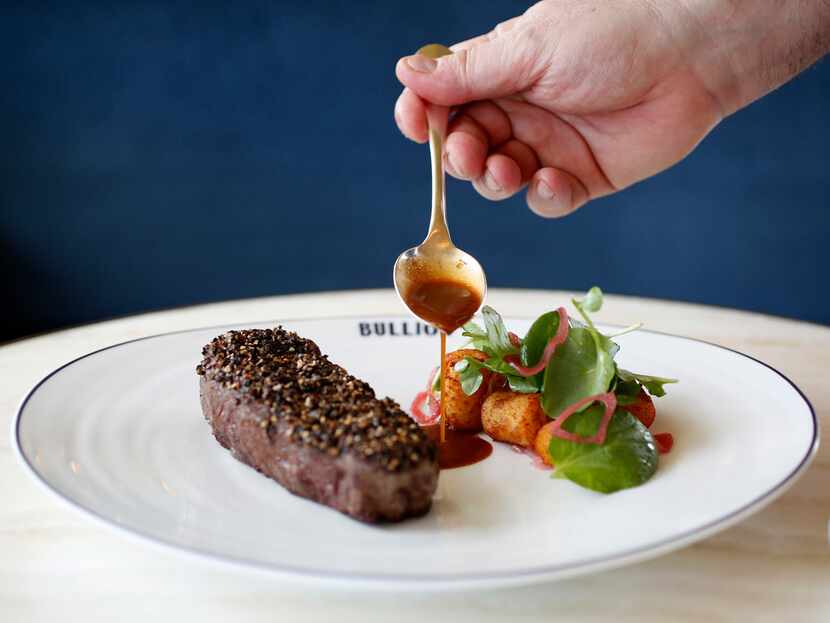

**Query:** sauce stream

left=403, top=276, right=490, bottom=468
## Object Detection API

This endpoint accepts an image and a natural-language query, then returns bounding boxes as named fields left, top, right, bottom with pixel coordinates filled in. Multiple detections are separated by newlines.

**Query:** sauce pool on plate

left=422, top=424, right=493, bottom=469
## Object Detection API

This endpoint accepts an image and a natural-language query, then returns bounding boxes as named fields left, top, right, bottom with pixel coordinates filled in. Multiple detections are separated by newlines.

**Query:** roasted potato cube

left=481, top=391, right=546, bottom=447
left=443, top=349, right=490, bottom=431
left=533, top=425, right=554, bottom=466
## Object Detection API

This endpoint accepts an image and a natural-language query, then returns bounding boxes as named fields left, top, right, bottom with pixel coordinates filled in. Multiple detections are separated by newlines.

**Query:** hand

left=395, top=0, right=829, bottom=217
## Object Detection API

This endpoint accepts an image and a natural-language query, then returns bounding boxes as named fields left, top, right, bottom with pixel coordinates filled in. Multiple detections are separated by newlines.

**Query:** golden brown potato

left=481, top=392, right=547, bottom=447
left=533, top=425, right=554, bottom=466
left=443, top=349, right=490, bottom=431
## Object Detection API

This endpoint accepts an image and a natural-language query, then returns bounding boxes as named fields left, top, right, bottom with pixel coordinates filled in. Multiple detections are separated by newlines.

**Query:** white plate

left=13, top=315, right=817, bottom=591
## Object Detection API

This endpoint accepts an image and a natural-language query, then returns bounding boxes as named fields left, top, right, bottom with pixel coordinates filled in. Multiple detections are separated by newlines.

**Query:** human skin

left=394, top=0, right=830, bottom=217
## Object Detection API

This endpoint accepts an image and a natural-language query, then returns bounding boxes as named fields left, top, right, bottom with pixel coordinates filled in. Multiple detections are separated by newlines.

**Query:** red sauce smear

left=654, top=432, right=674, bottom=454
left=504, top=307, right=569, bottom=377
left=620, top=389, right=656, bottom=428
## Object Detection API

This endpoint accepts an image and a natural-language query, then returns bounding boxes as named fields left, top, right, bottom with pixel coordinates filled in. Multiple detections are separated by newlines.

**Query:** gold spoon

left=393, top=44, right=487, bottom=442
left=393, top=43, right=487, bottom=328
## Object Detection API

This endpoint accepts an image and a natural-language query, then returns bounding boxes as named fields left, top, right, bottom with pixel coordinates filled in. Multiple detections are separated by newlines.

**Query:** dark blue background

left=2, top=1, right=828, bottom=342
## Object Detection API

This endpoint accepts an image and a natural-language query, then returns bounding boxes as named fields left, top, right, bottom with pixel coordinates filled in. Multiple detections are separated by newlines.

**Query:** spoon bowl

left=393, top=243, right=487, bottom=333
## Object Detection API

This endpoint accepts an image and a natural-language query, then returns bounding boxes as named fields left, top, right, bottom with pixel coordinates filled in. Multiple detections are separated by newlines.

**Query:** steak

left=196, top=327, right=439, bottom=523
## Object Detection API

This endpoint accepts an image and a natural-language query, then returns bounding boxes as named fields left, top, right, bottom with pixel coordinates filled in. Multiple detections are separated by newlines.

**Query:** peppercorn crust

left=196, top=327, right=439, bottom=523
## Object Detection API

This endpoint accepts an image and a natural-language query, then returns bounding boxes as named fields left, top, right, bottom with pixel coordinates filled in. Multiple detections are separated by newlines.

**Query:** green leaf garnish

left=540, top=326, right=616, bottom=418
left=457, top=357, right=485, bottom=395
left=518, top=310, right=561, bottom=386
left=616, top=368, right=678, bottom=398
left=481, top=306, right=517, bottom=358
left=613, top=375, right=642, bottom=399
left=507, top=375, right=541, bottom=394
left=549, top=405, right=658, bottom=493
left=447, top=286, right=674, bottom=495
left=461, top=320, right=491, bottom=352
left=580, top=286, right=604, bottom=313
left=457, top=356, right=542, bottom=396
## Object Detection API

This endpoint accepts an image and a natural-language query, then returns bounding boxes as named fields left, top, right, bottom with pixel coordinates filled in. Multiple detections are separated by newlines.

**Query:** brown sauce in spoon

left=403, top=276, right=491, bottom=468
left=403, top=277, right=482, bottom=334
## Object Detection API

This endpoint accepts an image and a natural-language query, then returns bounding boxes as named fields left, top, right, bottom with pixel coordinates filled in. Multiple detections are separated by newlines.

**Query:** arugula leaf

left=455, top=354, right=543, bottom=396
left=613, top=377, right=641, bottom=405
left=461, top=356, right=542, bottom=395
left=613, top=374, right=641, bottom=398
left=521, top=311, right=561, bottom=367
left=460, top=309, right=517, bottom=358
left=481, top=306, right=517, bottom=357
left=519, top=310, right=561, bottom=386
left=461, top=320, right=491, bottom=352
left=478, top=356, right=521, bottom=377
left=485, top=358, right=540, bottom=390
left=615, top=394, right=639, bottom=406
left=541, top=326, right=616, bottom=418
left=549, top=405, right=658, bottom=493
left=616, top=368, right=677, bottom=398
left=456, top=357, right=485, bottom=395
left=580, top=286, right=604, bottom=313
left=507, top=375, right=540, bottom=394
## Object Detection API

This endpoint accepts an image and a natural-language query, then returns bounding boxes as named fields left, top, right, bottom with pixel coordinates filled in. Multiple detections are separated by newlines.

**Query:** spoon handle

left=426, top=103, right=451, bottom=245
left=416, top=44, right=454, bottom=247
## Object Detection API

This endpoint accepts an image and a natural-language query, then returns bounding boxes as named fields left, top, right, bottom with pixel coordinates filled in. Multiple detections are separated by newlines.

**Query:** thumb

left=395, top=34, right=536, bottom=106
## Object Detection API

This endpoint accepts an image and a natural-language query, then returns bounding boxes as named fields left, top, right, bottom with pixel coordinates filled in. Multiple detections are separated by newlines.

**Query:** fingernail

left=483, top=170, right=502, bottom=192
left=537, top=179, right=554, bottom=200
left=404, top=54, right=437, bottom=73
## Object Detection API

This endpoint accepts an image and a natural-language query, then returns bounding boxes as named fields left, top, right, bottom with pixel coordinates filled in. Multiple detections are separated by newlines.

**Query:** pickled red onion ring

left=427, top=391, right=440, bottom=420
left=505, top=307, right=569, bottom=377
left=539, top=392, right=617, bottom=445
left=508, top=332, right=521, bottom=348
left=409, top=391, right=434, bottom=424
left=411, top=366, right=442, bottom=425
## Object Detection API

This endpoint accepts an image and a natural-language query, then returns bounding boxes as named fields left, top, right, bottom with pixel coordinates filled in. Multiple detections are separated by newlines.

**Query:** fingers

left=444, top=101, right=513, bottom=180
left=494, top=98, right=615, bottom=205
left=527, top=168, right=590, bottom=218
left=495, top=140, right=539, bottom=184
left=461, top=101, right=512, bottom=145
left=444, top=116, right=487, bottom=180
left=472, top=154, right=523, bottom=201
left=395, top=30, right=533, bottom=106
left=394, top=88, right=428, bottom=143
left=469, top=140, right=539, bottom=201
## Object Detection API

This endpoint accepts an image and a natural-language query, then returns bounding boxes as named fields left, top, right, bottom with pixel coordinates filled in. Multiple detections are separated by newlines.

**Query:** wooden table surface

left=2, top=289, right=828, bottom=622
